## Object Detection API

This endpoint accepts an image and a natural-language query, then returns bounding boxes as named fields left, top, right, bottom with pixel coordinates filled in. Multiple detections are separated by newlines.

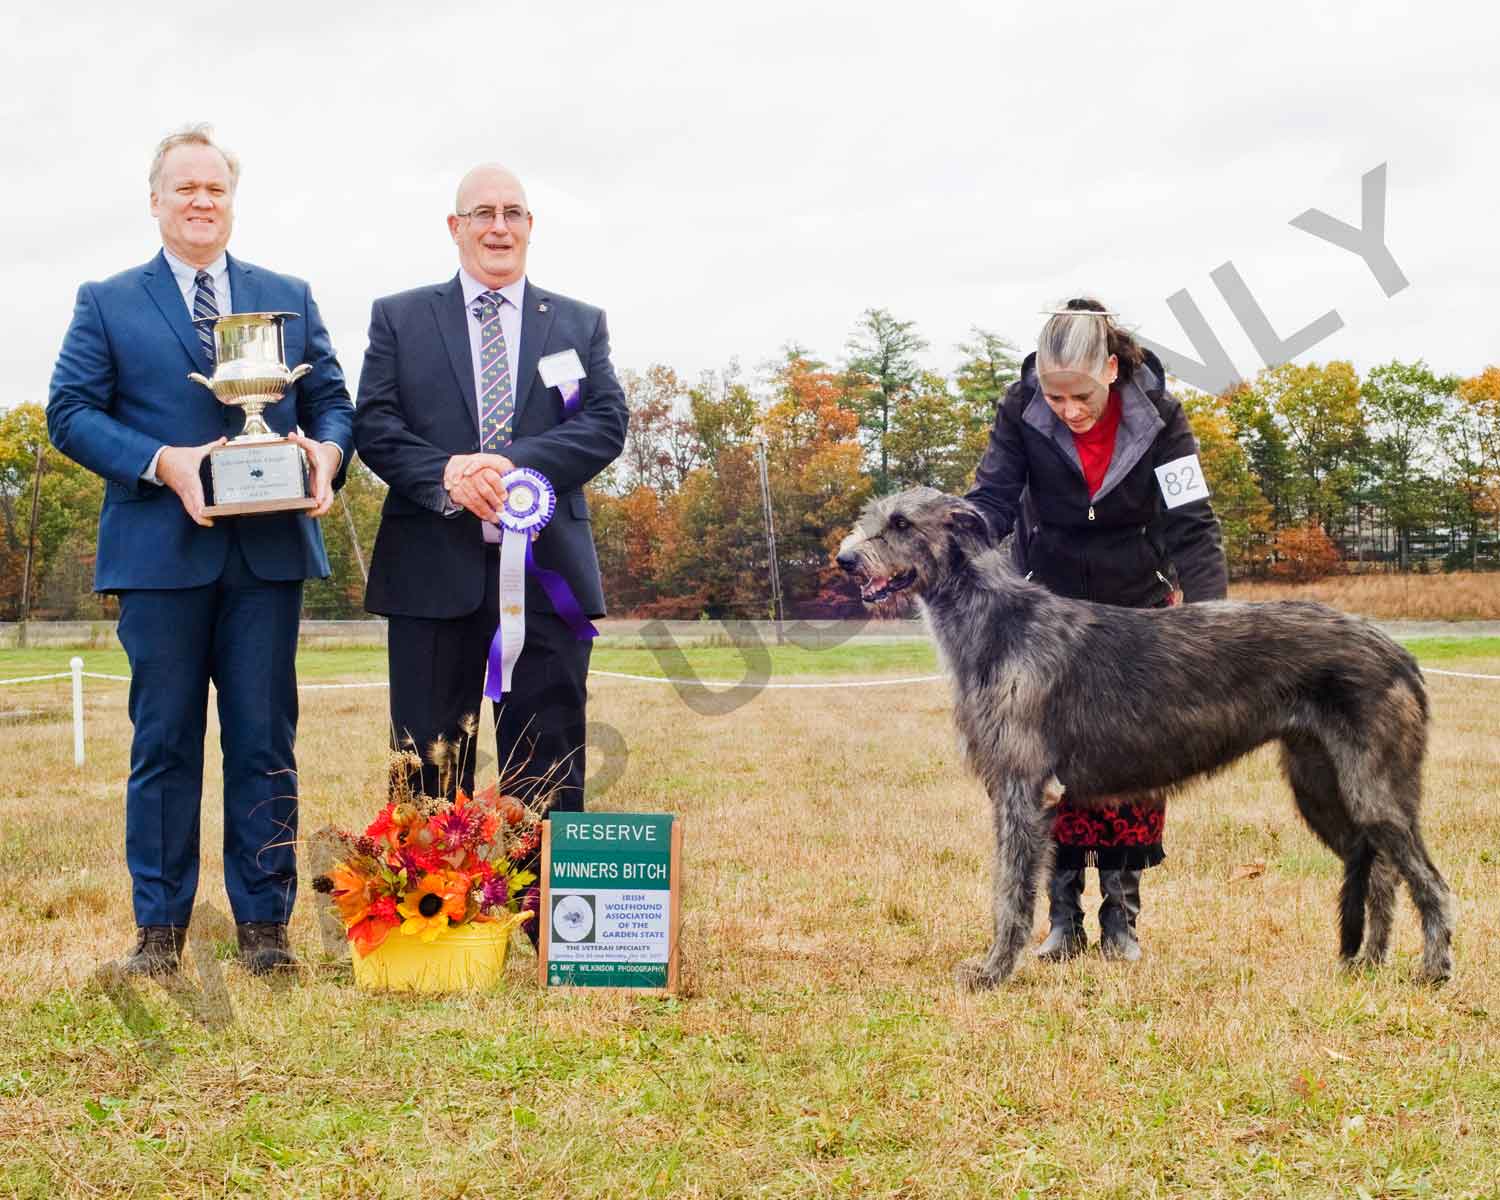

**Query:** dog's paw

left=954, top=957, right=1005, bottom=992
left=1418, top=954, right=1453, bottom=987
left=1345, top=947, right=1389, bottom=973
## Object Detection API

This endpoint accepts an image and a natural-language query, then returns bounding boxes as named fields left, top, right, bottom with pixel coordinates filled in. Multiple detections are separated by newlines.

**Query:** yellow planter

left=352, top=921, right=513, bottom=993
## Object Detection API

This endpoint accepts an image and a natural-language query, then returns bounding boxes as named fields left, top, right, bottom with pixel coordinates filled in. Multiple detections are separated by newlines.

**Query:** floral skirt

left=1051, top=799, right=1166, bottom=871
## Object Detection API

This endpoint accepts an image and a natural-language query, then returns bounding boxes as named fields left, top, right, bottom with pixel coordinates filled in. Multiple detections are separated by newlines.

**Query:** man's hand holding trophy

left=187, top=310, right=335, bottom=518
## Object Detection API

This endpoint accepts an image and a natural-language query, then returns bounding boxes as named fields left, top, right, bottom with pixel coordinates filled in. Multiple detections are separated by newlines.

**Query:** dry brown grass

left=1229, top=570, right=1500, bottom=620
left=0, top=645, right=1497, bottom=1197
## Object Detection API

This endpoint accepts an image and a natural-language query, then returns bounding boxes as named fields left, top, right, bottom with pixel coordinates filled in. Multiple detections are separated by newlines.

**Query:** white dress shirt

left=163, top=247, right=231, bottom=316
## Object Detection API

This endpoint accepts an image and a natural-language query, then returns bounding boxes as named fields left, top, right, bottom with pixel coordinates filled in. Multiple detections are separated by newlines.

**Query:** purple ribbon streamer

left=559, top=381, right=582, bottom=417
left=484, top=613, right=507, bottom=703
left=524, top=538, right=599, bottom=641
left=483, top=537, right=598, bottom=702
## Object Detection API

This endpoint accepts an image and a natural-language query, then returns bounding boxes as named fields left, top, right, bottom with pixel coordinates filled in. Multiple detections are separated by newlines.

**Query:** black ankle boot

left=1036, top=867, right=1088, bottom=961
left=236, top=922, right=297, bottom=975
left=1098, top=868, right=1143, bottom=962
left=121, top=926, right=187, bottom=977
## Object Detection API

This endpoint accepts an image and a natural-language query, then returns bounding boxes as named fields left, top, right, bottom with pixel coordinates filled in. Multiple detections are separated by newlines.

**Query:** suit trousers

left=386, top=544, right=593, bottom=811
left=115, top=528, right=302, bottom=927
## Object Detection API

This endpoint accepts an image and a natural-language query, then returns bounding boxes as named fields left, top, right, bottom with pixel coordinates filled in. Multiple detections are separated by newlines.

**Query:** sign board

left=539, top=812, right=681, bottom=992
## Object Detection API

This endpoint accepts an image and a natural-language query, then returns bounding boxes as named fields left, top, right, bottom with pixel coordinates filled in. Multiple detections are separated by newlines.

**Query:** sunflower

left=397, top=872, right=469, bottom=942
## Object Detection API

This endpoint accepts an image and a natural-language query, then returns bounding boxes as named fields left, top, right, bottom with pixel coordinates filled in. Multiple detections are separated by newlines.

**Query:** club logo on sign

left=552, top=894, right=595, bottom=943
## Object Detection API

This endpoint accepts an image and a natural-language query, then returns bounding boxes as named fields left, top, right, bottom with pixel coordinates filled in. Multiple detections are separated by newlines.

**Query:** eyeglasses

left=455, top=205, right=530, bottom=230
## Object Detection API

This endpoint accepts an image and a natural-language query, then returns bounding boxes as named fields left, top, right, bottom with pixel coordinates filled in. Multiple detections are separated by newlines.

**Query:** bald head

left=448, top=163, right=533, bottom=288
left=455, top=163, right=527, bottom=212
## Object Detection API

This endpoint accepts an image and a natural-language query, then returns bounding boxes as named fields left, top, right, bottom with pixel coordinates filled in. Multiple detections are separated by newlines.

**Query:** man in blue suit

left=355, top=163, right=627, bottom=822
left=47, top=125, right=354, bottom=976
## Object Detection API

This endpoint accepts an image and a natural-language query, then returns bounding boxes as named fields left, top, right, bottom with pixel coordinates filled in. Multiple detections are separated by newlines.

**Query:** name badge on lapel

left=538, top=349, right=586, bottom=417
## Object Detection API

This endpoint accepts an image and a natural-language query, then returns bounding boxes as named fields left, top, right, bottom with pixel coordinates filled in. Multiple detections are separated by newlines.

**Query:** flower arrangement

left=313, top=739, right=546, bottom=958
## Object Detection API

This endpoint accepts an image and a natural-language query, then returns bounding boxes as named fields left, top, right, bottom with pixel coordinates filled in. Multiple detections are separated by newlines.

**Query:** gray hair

left=1037, top=297, right=1146, bottom=383
left=1038, top=309, right=1110, bottom=380
left=148, top=123, right=240, bottom=193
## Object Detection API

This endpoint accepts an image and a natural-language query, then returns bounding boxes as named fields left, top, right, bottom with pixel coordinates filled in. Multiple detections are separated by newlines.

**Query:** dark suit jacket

left=354, top=277, right=627, bottom=619
left=47, top=250, right=354, bottom=590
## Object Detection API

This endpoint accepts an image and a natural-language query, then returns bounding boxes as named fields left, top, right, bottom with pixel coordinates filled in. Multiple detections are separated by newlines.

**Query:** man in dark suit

left=47, top=125, right=354, bottom=977
left=355, top=163, right=626, bottom=816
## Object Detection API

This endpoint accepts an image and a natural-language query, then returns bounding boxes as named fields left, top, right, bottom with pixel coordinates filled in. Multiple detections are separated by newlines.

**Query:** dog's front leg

left=956, top=776, right=1051, bottom=992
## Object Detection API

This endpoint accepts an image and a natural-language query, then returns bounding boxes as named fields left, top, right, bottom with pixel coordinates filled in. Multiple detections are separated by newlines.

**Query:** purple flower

left=479, top=875, right=510, bottom=912
left=520, top=884, right=541, bottom=949
left=434, top=806, right=480, bottom=847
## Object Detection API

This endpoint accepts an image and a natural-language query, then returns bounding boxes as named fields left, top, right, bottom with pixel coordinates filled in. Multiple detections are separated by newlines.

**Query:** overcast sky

left=6, top=0, right=1495, bottom=407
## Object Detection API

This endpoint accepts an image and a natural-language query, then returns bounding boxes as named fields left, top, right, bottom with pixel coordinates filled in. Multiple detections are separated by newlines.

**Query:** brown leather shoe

left=236, top=922, right=297, bottom=975
left=121, top=926, right=187, bottom=977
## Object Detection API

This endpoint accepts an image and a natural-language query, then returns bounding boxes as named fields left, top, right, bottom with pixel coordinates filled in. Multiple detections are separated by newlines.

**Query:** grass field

left=0, top=637, right=1497, bottom=1198
left=1228, top=571, right=1500, bottom=620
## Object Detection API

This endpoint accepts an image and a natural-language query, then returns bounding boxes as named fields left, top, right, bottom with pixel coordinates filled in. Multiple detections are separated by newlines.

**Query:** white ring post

left=70, top=656, right=85, bottom=767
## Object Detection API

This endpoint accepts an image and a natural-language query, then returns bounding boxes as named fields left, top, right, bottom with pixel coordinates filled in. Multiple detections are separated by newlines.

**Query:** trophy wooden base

left=202, top=496, right=319, bottom=518
left=199, top=438, right=315, bottom=518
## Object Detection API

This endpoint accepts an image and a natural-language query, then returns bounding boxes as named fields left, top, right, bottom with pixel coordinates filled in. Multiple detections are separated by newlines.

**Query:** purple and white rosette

left=484, top=468, right=599, bottom=702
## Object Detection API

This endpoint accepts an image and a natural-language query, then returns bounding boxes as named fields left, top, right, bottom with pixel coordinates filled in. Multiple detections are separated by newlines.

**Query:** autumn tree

left=302, top=460, right=387, bottom=618
left=687, top=361, right=757, bottom=462
left=954, top=327, right=1022, bottom=411
left=1446, top=367, right=1500, bottom=566
left=762, top=353, right=871, bottom=613
left=1182, top=389, right=1273, bottom=576
left=1250, top=362, right=1365, bottom=539
left=1361, top=360, right=1454, bottom=569
left=659, top=444, right=767, bottom=617
left=1, top=403, right=103, bottom=618
left=588, top=484, right=677, bottom=614
left=618, top=364, right=697, bottom=494
left=952, top=327, right=1022, bottom=485
left=883, top=372, right=975, bottom=493
left=844, top=309, right=928, bottom=491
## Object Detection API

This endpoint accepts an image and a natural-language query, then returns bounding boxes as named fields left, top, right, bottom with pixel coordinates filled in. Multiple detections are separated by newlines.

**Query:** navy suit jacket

left=47, top=250, right=354, bottom=591
left=355, top=277, right=627, bottom=619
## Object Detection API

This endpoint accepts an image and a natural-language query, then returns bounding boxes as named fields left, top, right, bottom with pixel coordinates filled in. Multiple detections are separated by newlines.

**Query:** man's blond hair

left=149, top=123, right=240, bottom=193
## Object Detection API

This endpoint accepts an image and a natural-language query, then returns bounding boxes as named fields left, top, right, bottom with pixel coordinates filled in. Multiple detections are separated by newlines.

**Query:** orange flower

left=328, top=862, right=380, bottom=929
left=364, top=802, right=397, bottom=843
left=349, top=895, right=400, bottom=956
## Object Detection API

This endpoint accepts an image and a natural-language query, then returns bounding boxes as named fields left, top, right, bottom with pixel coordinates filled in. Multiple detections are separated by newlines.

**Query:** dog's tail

left=1339, top=836, right=1376, bottom=960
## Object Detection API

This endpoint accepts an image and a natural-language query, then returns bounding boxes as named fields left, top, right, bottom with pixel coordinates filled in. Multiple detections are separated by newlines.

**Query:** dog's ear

left=944, top=504, right=988, bottom=540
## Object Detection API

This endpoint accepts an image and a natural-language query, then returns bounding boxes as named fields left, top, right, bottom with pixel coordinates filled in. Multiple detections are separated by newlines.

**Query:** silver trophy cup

left=188, top=312, right=315, bottom=515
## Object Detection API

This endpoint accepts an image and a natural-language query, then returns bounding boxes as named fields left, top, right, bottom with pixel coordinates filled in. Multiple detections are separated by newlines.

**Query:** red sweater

left=1072, top=388, right=1123, bottom=498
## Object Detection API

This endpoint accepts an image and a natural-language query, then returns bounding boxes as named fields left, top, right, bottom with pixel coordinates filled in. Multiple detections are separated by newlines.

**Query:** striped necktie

left=472, top=290, right=514, bottom=451
left=192, top=270, right=219, bottom=364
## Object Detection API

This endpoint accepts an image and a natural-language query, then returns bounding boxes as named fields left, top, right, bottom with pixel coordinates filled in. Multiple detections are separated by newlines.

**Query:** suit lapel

left=141, top=250, right=209, bottom=371
left=432, top=276, right=479, bottom=439
left=513, top=280, right=555, bottom=426
left=226, top=253, right=259, bottom=316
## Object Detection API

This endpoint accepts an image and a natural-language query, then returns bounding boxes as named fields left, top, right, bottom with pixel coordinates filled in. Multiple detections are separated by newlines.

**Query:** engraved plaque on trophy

left=188, top=312, right=316, bottom=517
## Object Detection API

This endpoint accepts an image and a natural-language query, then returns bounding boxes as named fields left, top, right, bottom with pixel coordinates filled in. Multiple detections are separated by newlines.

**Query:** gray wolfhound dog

left=835, top=488, right=1453, bottom=990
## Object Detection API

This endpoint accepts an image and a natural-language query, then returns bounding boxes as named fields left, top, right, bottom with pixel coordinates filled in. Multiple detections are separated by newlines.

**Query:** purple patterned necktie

left=473, top=291, right=513, bottom=452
